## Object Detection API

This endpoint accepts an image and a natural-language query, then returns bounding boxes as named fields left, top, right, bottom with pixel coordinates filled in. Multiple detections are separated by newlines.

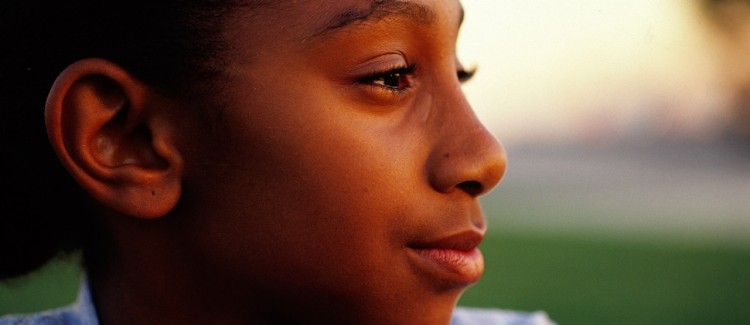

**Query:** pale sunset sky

left=457, top=0, right=736, bottom=146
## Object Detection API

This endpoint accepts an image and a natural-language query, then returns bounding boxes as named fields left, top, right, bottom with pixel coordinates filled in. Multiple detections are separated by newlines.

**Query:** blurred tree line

left=700, top=0, right=750, bottom=147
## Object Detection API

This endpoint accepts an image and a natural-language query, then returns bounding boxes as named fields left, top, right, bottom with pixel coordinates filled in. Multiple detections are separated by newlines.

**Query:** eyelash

left=458, top=67, right=477, bottom=83
left=357, top=64, right=477, bottom=94
left=359, top=64, right=417, bottom=93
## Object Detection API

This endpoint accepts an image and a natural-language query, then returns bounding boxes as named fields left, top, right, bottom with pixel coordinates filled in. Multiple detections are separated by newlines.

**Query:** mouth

left=407, top=230, right=485, bottom=288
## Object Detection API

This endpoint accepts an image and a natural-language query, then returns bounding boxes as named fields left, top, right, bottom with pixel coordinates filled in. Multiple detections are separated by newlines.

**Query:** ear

left=45, top=58, right=183, bottom=219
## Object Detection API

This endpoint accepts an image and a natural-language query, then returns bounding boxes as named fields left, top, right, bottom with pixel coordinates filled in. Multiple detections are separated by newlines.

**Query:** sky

left=456, top=0, right=736, bottom=146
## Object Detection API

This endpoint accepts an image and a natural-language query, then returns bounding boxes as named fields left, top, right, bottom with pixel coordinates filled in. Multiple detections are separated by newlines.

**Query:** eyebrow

left=313, top=0, right=444, bottom=37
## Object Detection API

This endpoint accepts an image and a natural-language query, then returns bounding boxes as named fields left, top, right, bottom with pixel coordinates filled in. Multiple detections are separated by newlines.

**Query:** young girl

left=1, top=0, right=555, bottom=324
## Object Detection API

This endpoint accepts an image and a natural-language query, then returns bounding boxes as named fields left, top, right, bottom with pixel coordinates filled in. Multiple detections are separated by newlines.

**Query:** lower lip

left=410, top=247, right=484, bottom=286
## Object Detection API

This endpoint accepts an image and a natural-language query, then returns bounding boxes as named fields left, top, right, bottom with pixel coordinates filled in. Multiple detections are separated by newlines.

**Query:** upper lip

left=408, top=230, right=485, bottom=251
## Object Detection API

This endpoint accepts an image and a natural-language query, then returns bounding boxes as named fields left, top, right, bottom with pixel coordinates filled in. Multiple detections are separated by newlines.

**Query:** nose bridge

left=427, top=82, right=507, bottom=197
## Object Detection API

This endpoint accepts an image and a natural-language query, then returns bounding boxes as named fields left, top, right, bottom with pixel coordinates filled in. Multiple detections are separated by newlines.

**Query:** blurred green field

left=2, top=230, right=749, bottom=324
left=0, top=254, right=80, bottom=315
left=459, top=230, right=750, bottom=325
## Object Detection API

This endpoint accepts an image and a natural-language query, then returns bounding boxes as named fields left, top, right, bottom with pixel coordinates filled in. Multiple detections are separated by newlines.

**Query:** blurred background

left=2, top=1, right=749, bottom=324
left=455, top=0, right=750, bottom=324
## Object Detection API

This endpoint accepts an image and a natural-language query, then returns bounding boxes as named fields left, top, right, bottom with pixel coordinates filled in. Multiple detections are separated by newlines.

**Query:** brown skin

left=44, top=0, right=506, bottom=324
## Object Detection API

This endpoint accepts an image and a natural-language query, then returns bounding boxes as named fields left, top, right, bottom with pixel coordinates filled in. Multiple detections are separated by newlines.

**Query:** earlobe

left=45, top=59, right=183, bottom=219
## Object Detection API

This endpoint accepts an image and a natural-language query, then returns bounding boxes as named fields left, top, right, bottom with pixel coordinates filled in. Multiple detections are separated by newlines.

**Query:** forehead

left=219, top=0, right=465, bottom=75
left=315, top=0, right=436, bottom=34
left=238, top=0, right=462, bottom=40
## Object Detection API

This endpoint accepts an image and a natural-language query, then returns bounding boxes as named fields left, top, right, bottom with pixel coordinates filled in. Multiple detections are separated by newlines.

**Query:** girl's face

left=176, top=0, right=505, bottom=323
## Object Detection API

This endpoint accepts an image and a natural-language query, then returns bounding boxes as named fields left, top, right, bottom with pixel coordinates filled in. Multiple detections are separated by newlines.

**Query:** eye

left=358, top=64, right=416, bottom=92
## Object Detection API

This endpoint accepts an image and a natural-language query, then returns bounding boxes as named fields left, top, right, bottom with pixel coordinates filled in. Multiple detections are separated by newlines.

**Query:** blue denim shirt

left=0, top=278, right=555, bottom=325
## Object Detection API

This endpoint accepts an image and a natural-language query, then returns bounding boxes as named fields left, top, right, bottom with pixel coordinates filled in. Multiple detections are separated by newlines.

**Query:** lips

left=407, top=230, right=485, bottom=288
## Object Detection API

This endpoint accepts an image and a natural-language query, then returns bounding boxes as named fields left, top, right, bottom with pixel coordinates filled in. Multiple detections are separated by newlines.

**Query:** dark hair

left=0, top=0, right=251, bottom=279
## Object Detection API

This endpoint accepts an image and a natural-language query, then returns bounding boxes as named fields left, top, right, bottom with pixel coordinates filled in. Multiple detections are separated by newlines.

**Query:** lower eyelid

left=353, top=79, right=414, bottom=104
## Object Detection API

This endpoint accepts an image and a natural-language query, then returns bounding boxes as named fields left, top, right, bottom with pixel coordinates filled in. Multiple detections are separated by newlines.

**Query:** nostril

left=457, top=180, right=483, bottom=197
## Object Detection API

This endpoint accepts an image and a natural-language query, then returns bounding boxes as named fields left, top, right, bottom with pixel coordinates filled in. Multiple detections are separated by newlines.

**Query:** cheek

left=181, top=84, right=429, bottom=293
left=218, top=76, right=427, bottom=224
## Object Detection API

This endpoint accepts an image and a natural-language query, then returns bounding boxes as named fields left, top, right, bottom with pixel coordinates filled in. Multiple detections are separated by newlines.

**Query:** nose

left=426, top=88, right=507, bottom=197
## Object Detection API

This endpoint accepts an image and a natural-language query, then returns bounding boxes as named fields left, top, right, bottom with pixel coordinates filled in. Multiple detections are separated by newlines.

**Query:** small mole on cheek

left=443, top=153, right=450, bottom=159
left=151, top=191, right=156, bottom=196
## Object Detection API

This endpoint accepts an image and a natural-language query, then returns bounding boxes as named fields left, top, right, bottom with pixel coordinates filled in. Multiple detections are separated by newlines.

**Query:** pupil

left=384, top=73, right=401, bottom=87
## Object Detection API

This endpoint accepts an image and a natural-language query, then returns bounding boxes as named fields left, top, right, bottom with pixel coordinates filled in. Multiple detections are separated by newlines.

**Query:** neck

left=87, top=215, right=264, bottom=325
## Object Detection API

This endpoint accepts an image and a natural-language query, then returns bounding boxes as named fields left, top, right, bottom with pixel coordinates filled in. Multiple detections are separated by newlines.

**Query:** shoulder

left=451, top=306, right=557, bottom=325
